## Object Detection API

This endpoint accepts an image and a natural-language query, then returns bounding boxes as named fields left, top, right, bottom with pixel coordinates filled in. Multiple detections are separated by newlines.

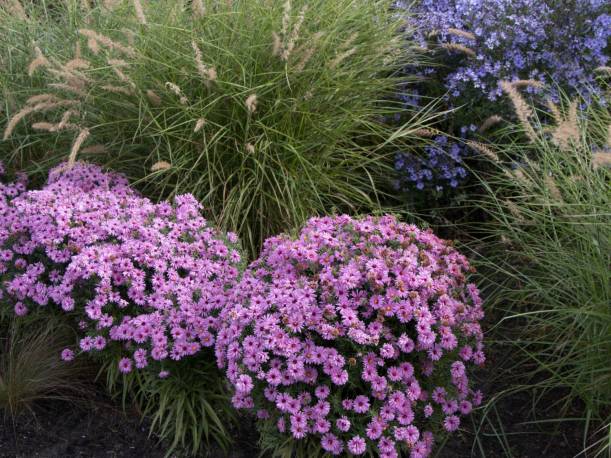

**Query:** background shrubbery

left=392, top=0, right=610, bottom=196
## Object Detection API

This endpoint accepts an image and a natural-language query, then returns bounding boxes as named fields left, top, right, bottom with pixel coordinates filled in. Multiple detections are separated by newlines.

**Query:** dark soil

left=0, top=398, right=165, bottom=458
left=436, top=391, right=586, bottom=458
left=0, top=392, right=585, bottom=458
left=432, top=340, right=588, bottom=458
left=0, top=394, right=261, bottom=458
left=0, top=340, right=588, bottom=458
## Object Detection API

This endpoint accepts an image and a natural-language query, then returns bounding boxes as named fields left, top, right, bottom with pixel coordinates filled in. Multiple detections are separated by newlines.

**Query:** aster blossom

left=392, top=0, right=610, bottom=193
left=0, top=162, right=242, bottom=374
left=216, top=214, right=485, bottom=457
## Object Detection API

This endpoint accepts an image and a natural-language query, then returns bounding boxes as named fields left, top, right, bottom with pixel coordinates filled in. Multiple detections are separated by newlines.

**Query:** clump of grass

left=470, top=87, right=611, bottom=455
left=104, top=354, right=236, bottom=457
left=0, top=315, right=90, bottom=418
left=1, top=0, right=431, bottom=256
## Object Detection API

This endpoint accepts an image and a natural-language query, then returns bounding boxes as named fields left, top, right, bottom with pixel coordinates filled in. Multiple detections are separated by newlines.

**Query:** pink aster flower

left=353, top=395, right=370, bottom=413
left=315, top=385, right=330, bottom=399
left=320, top=433, right=343, bottom=455
left=336, top=416, right=351, bottom=432
left=443, top=415, right=460, bottom=432
left=118, top=357, right=133, bottom=374
left=347, top=436, right=366, bottom=455
left=60, top=348, right=75, bottom=362
left=14, top=302, right=28, bottom=316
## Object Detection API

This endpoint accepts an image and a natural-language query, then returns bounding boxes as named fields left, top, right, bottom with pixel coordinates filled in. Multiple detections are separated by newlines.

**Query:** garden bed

left=0, top=387, right=585, bottom=458
left=0, top=0, right=609, bottom=457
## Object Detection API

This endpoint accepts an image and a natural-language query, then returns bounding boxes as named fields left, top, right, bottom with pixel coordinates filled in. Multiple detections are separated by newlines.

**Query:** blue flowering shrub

left=395, top=136, right=469, bottom=192
left=393, top=0, right=610, bottom=194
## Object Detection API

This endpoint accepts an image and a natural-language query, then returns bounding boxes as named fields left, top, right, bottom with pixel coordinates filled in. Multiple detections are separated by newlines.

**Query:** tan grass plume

left=79, top=29, right=135, bottom=57
left=80, top=0, right=91, bottom=14
left=58, top=109, right=79, bottom=130
left=122, top=29, right=136, bottom=47
left=80, top=144, right=107, bottom=154
left=48, top=82, right=87, bottom=97
left=3, top=0, right=27, bottom=20
left=192, top=0, right=205, bottom=18
left=544, top=175, right=563, bottom=201
left=67, top=128, right=90, bottom=167
left=192, top=41, right=217, bottom=86
left=500, top=80, right=536, bottom=142
left=101, top=85, right=135, bottom=95
left=329, top=47, right=357, bottom=70
left=467, top=140, right=500, bottom=163
left=194, top=118, right=206, bottom=133
left=546, top=99, right=562, bottom=124
left=281, top=0, right=291, bottom=39
left=28, top=46, right=49, bottom=76
left=551, top=99, right=580, bottom=151
left=102, top=0, right=121, bottom=10
left=151, top=161, right=171, bottom=171
left=132, top=0, right=147, bottom=25
left=512, top=168, right=531, bottom=187
left=245, top=94, right=257, bottom=114
left=594, top=66, right=611, bottom=74
left=86, top=37, right=100, bottom=55
left=592, top=152, right=611, bottom=170
left=165, top=82, right=188, bottom=105
left=26, top=94, right=60, bottom=105
left=440, top=43, right=475, bottom=57
left=295, top=31, right=323, bottom=72
left=64, top=58, right=90, bottom=71
left=3, top=100, right=79, bottom=140
left=282, top=5, right=308, bottom=61
left=446, top=28, right=476, bottom=41
left=478, top=115, right=503, bottom=133
left=412, top=128, right=440, bottom=138
left=108, top=58, right=135, bottom=87
left=504, top=199, right=525, bottom=222
left=511, top=79, right=545, bottom=90
left=272, top=32, right=282, bottom=57
left=146, top=89, right=162, bottom=106
left=31, top=122, right=57, bottom=132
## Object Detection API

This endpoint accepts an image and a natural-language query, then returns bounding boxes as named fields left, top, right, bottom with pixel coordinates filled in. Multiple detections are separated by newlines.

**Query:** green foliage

left=0, top=314, right=90, bottom=418
left=0, top=0, right=431, bottom=256
left=470, top=90, right=611, bottom=455
left=104, top=352, right=236, bottom=457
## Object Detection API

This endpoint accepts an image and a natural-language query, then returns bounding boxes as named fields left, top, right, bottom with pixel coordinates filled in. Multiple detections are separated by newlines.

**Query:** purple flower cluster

left=0, top=162, right=242, bottom=375
left=395, top=135, right=469, bottom=192
left=392, top=0, right=609, bottom=193
left=400, top=0, right=610, bottom=101
left=216, top=215, right=485, bottom=457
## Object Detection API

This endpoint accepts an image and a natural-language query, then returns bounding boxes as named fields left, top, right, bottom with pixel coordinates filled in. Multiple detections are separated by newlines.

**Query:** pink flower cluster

left=0, top=162, right=242, bottom=375
left=216, top=215, right=485, bottom=457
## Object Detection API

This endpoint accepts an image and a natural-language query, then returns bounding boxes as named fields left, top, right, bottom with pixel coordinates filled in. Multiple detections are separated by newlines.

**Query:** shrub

left=470, top=87, right=610, bottom=454
left=405, top=0, right=610, bottom=102
left=216, top=214, right=485, bottom=457
left=0, top=161, right=243, bottom=451
left=391, top=0, right=610, bottom=193
left=1, top=162, right=242, bottom=372
left=1, top=0, right=430, bottom=256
